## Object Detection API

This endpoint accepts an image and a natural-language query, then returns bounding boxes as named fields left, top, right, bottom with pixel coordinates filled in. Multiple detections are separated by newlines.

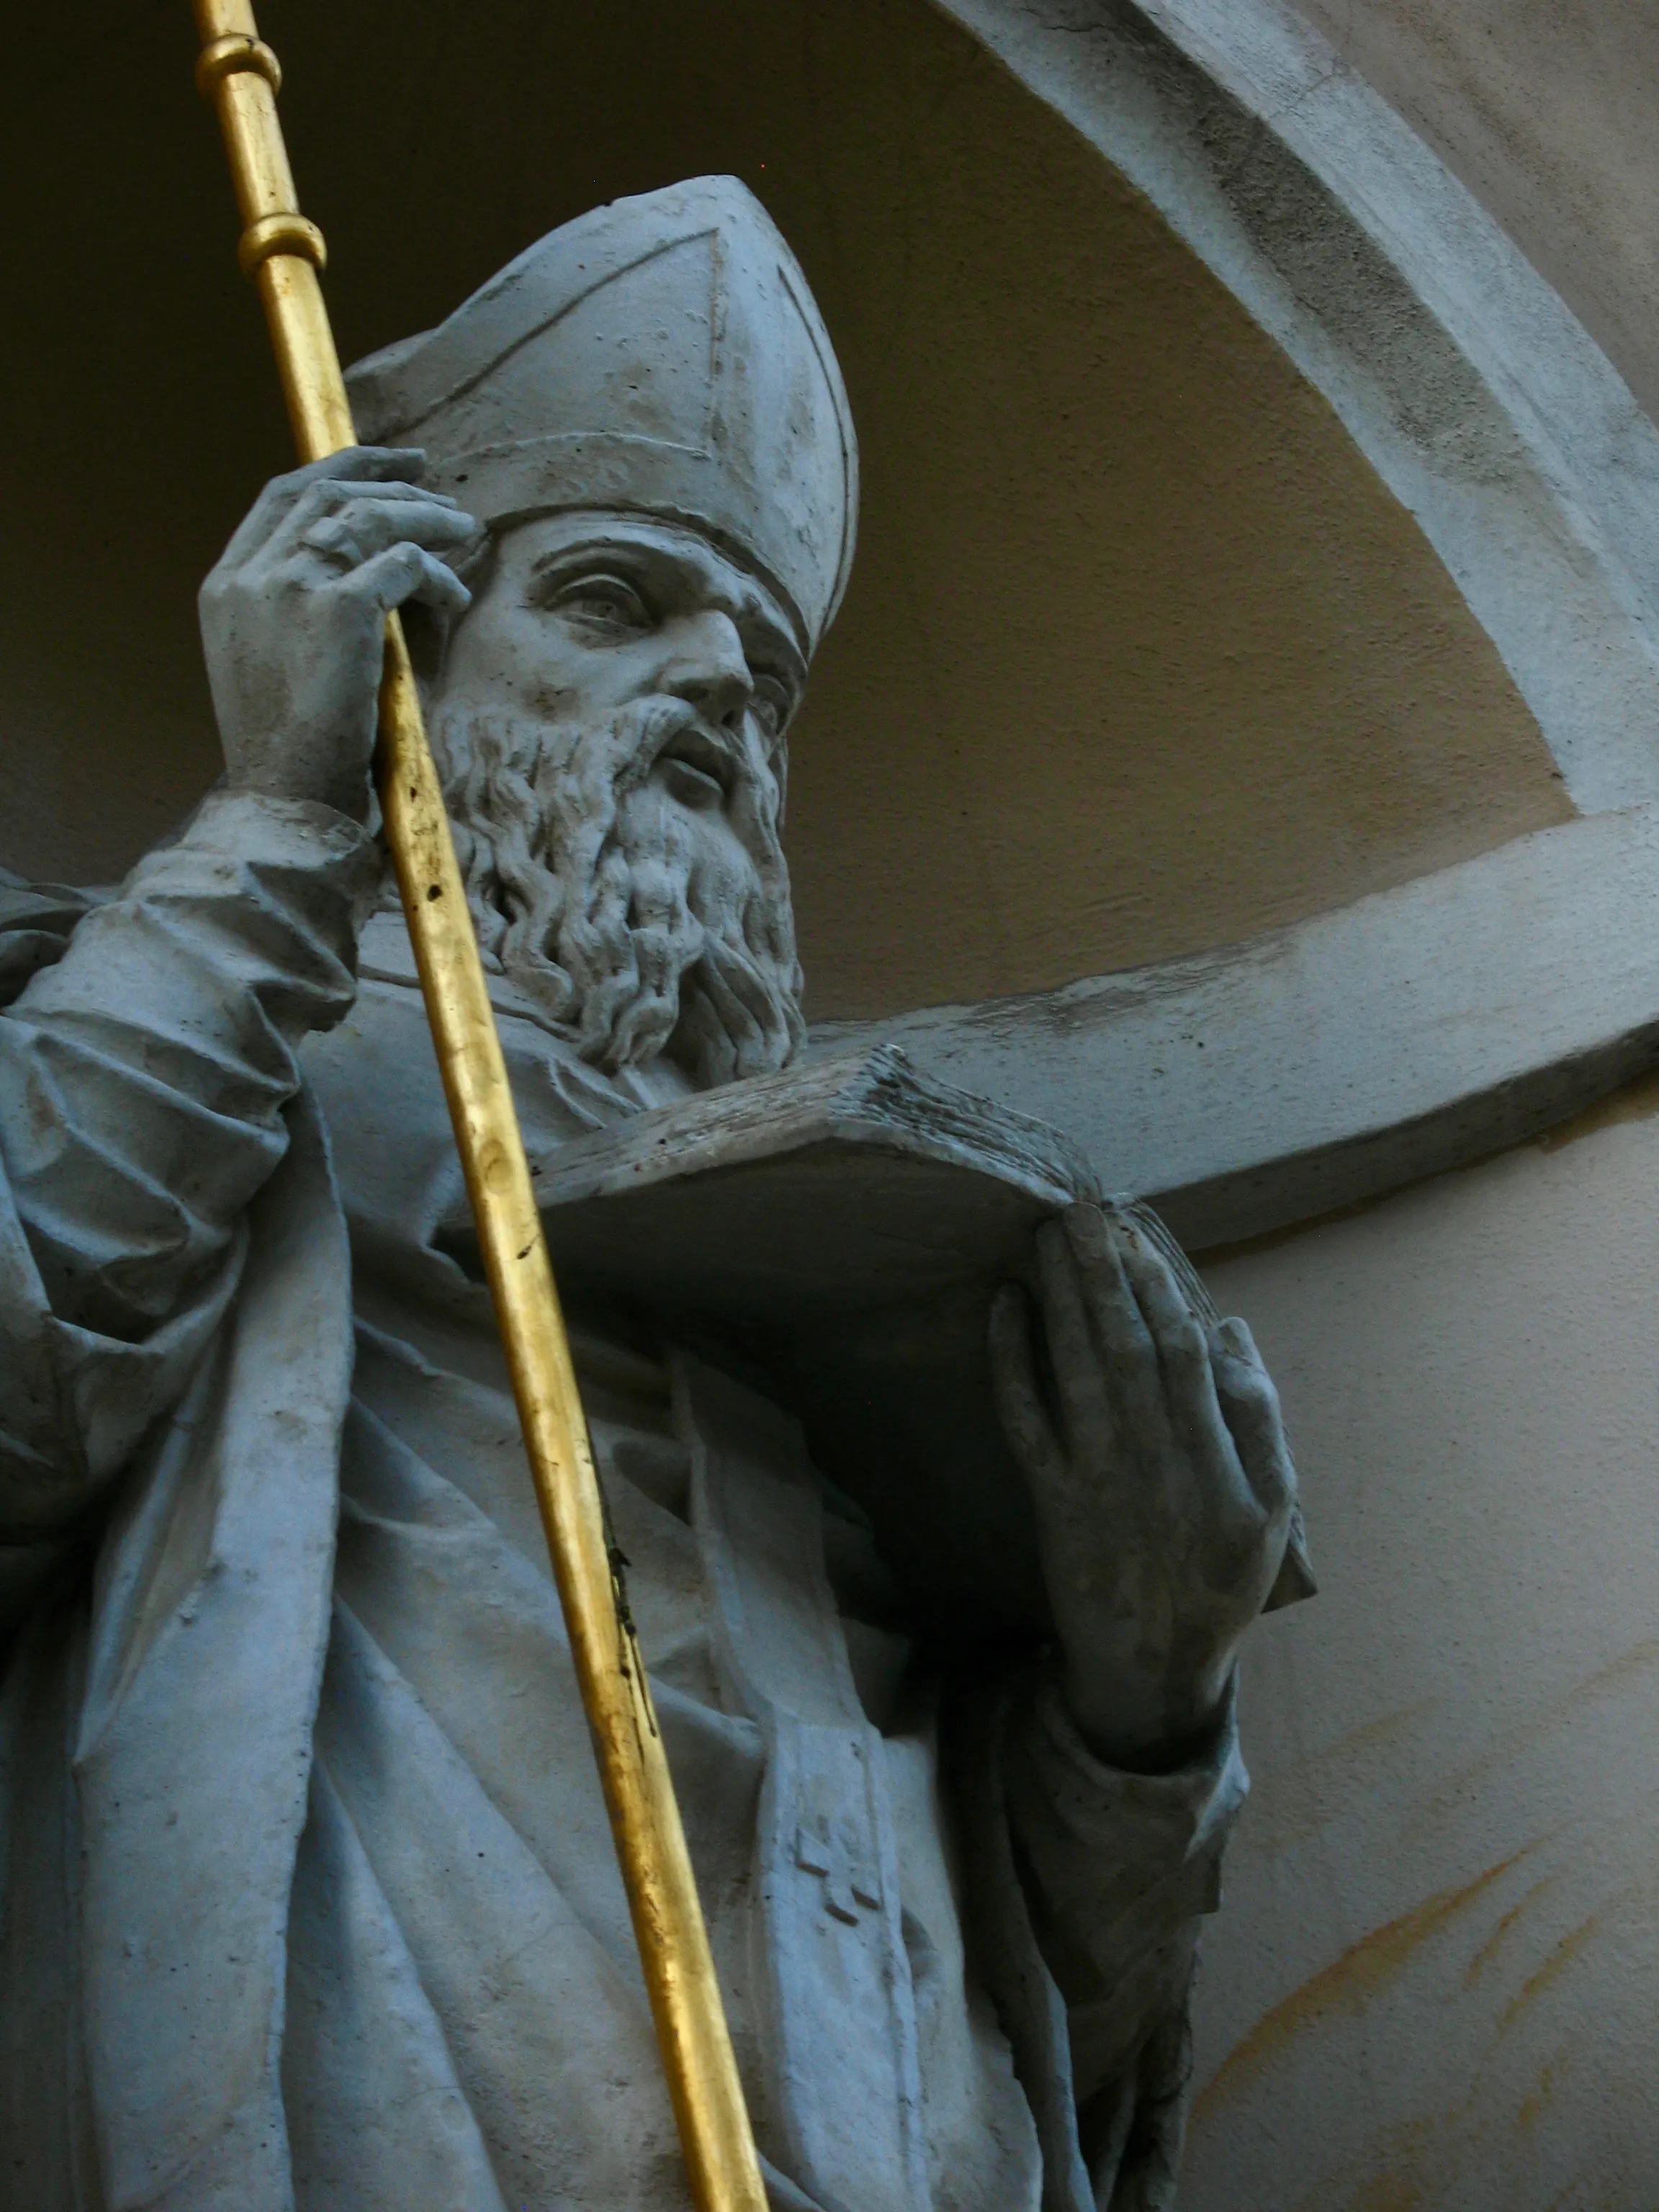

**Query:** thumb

left=1210, top=1316, right=1295, bottom=1524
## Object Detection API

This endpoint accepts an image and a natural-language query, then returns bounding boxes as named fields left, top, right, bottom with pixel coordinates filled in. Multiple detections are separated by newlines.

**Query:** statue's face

left=426, top=510, right=809, bottom=1089
left=437, top=509, right=806, bottom=860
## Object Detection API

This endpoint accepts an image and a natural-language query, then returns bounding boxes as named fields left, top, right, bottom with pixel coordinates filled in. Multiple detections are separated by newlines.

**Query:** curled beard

left=426, top=695, right=806, bottom=1089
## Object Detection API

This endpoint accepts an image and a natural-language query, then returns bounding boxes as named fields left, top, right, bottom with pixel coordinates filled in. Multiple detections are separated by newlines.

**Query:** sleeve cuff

left=168, top=786, right=379, bottom=880
left=1001, top=1663, right=1249, bottom=1972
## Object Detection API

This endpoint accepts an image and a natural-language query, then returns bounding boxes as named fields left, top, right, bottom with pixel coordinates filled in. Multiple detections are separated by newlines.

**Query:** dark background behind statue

left=1, top=0, right=1560, bottom=1017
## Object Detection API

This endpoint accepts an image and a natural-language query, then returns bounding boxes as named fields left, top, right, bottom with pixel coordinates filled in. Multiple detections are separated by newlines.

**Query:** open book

left=446, top=1043, right=1313, bottom=1635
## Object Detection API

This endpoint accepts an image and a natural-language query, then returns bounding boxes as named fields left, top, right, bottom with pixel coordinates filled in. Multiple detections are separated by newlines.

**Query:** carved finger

left=1062, top=1203, right=1159, bottom=1426
left=989, top=1282, right=1065, bottom=1489
left=1210, top=1315, right=1295, bottom=1525
left=344, top=541, right=473, bottom=620
left=1115, top=1217, right=1210, bottom=1376
left=1115, top=1218, right=1264, bottom=1529
left=298, top=514, right=367, bottom=570
left=323, top=494, right=475, bottom=551
left=219, top=446, right=431, bottom=567
left=1035, top=1218, right=1115, bottom=1461
left=297, top=500, right=477, bottom=583
left=264, top=475, right=462, bottom=561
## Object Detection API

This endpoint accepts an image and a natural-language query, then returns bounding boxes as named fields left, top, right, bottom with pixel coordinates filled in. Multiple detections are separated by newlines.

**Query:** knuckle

left=1222, top=1369, right=1274, bottom=1414
left=292, top=480, right=341, bottom=521
left=1164, top=1318, right=1207, bottom=1362
left=1107, top=1311, right=1156, bottom=1359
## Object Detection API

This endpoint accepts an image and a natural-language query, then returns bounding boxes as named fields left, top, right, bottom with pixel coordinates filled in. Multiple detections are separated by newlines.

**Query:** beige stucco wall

left=1, top=0, right=1565, bottom=1020
left=1180, top=1093, right=1659, bottom=2209
left=1105, top=15, right=1659, bottom=2195
left=1287, top=0, right=1659, bottom=428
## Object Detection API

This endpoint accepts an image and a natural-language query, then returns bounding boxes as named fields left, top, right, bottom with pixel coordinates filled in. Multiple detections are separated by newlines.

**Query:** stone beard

left=428, top=688, right=806, bottom=1087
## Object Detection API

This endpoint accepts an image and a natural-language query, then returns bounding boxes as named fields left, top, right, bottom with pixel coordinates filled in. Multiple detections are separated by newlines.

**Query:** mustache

left=597, top=693, right=733, bottom=787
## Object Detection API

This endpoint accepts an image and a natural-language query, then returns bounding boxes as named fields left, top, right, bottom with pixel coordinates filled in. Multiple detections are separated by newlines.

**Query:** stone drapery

left=0, top=798, right=1244, bottom=2210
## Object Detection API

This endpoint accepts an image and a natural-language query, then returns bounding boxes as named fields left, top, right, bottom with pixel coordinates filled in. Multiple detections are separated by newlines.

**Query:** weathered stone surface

left=0, top=176, right=1296, bottom=2211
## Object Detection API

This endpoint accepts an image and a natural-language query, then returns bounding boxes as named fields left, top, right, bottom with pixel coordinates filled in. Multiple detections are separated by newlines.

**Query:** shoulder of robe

left=0, top=870, right=112, bottom=1010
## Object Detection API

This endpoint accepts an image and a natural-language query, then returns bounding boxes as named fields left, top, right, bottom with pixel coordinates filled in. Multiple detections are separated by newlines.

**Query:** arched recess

left=816, top=0, right=1659, bottom=1240
left=935, top=0, right=1659, bottom=817
left=0, top=0, right=1563, bottom=997
left=3, top=0, right=1656, bottom=1239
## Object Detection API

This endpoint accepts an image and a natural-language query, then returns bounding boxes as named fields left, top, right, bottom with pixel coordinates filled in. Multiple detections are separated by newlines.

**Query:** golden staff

left=189, top=9, right=767, bottom=2207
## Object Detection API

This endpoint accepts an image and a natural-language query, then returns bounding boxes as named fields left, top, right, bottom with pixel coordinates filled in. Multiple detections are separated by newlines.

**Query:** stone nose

left=660, top=609, right=754, bottom=728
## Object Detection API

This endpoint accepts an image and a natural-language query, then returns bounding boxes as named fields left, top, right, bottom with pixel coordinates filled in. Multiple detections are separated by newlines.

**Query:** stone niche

left=11, top=4, right=1659, bottom=2208
left=4, top=0, right=1563, bottom=1022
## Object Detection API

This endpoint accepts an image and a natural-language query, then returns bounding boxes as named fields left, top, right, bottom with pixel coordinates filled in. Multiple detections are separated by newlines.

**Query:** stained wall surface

left=1183, top=1093, right=1659, bottom=2211
left=0, top=0, right=1565, bottom=1019
left=1287, top=0, right=1659, bottom=427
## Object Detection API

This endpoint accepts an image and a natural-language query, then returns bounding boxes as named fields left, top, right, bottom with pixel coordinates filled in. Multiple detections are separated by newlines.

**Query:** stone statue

left=0, top=178, right=1303, bottom=2212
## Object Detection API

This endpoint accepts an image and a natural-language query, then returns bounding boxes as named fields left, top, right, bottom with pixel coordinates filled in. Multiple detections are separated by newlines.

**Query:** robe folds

left=0, top=793, right=1246, bottom=2212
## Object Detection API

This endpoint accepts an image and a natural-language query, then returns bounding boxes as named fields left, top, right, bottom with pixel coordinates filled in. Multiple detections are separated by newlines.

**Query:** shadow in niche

left=0, top=0, right=1564, bottom=1015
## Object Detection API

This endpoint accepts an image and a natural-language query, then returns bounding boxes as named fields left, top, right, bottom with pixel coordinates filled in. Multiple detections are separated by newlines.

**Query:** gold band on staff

left=189, top=10, right=769, bottom=2208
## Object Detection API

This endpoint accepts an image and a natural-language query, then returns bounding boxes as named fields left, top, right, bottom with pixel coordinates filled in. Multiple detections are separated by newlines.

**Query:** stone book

left=439, top=1043, right=1312, bottom=1633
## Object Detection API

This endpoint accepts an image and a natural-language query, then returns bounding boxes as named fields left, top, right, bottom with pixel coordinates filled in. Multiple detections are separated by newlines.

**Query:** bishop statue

left=0, top=179, right=1302, bottom=2212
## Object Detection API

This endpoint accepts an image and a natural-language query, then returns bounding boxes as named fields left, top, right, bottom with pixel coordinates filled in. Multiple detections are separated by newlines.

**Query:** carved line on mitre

left=346, top=176, right=858, bottom=656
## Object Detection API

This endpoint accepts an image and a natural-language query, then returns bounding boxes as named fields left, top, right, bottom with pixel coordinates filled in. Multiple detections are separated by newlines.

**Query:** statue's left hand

left=991, top=1201, right=1294, bottom=1771
left=199, top=448, right=477, bottom=821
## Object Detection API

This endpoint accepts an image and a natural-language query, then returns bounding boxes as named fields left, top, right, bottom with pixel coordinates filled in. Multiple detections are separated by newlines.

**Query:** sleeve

left=949, top=1663, right=1247, bottom=2212
left=0, top=791, right=378, bottom=1540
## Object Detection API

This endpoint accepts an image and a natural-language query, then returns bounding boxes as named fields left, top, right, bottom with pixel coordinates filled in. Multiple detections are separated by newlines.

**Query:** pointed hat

left=346, top=176, right=858, bottom=655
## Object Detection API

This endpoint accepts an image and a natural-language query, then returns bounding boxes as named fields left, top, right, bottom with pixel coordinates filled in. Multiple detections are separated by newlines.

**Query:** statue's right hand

left=199, top=447, right=478, bottom=819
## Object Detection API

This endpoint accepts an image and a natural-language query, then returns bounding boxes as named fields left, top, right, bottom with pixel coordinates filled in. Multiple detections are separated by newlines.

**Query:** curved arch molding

left=812, top=0, right=1659, bottom=1238
left=816, top=804, right=1659, bottom=1247
left=936, top=0, right=1659, bottom=817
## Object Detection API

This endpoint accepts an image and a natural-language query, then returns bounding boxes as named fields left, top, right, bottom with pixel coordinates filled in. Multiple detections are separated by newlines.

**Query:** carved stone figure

left=0, top=178, right=1304, bottom=2211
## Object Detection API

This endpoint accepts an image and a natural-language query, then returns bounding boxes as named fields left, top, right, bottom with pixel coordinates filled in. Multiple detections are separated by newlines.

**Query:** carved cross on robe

left=794, top=1821, right=883, bottom=1928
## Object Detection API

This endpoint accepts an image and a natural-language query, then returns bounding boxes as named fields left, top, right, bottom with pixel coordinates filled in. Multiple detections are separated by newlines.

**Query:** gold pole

left=189, top=12, right=768, bottom=2208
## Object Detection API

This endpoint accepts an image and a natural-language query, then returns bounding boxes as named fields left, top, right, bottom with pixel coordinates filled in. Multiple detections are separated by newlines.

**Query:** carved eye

left=549, top=572, right=652, bottom=633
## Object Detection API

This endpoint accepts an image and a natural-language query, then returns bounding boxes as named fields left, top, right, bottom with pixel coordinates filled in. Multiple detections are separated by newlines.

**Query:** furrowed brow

left=526, top=541, right=655, bottom=585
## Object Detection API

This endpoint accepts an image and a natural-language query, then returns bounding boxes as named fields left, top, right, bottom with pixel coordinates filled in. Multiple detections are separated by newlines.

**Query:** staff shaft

left=189, top=11, right=768, bottom=2207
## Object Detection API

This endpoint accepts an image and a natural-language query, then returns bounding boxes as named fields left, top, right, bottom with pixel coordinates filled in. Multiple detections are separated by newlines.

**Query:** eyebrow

left=529, top=539, right=807, bottom=683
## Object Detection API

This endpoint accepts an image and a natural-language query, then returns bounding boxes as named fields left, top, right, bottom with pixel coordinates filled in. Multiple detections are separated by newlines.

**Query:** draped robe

left=0, top=793, right=1245, bottom=2212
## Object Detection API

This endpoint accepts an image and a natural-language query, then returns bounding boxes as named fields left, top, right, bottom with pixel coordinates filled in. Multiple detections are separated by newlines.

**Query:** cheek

left=444, top=603, right=653, bottom=717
